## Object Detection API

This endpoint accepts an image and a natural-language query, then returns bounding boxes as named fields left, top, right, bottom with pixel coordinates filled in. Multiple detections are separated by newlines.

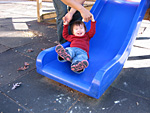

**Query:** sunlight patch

left=124, top=59, right=150, bottom=68
left=13, top=23, right=29, bottom=30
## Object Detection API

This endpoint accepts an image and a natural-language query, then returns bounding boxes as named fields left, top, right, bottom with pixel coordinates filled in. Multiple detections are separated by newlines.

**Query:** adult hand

left=80, top=8, right=93, bottom=22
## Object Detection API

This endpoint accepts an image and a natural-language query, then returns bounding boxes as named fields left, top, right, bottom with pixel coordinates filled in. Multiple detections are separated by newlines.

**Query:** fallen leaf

left=17, top=67, right=26, bottom=71
left=12, top=82, right=22, bottom=90
left=17, top=62, right=30, bottom=71
left=41, top=48, right=46, bottom=51
left=24, top=62, right=30, bottom=66
left=27, top=48, right=34, bottom=53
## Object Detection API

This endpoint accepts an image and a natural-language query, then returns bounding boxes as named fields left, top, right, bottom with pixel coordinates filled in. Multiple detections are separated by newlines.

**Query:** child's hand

left=63, top=21, right=68, bottom=25
left=82, top=15, right=95, bottom=22
left=63, top=16, right=69, bottom=25
left=82, top=14, right=95, bottom=22
left=91, top=15, right=95, bottom=22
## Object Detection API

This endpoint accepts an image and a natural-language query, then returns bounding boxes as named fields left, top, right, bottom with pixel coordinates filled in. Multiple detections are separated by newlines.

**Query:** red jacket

left=63, top=21, right=96, bottom=58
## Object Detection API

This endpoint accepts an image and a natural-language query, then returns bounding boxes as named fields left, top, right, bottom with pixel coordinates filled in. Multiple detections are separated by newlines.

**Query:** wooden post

left=37, top=0, right=43, bottom=22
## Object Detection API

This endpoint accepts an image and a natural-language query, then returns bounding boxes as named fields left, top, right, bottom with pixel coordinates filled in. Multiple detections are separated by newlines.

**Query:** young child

left=55, top=15, right=96, bottom=73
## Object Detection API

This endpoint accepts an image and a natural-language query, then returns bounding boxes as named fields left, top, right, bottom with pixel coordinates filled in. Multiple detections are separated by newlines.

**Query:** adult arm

left=61, top=0, right=93, bottom=22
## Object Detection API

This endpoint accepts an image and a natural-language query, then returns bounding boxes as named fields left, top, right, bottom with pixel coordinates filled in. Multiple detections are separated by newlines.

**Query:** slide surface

left=36, top=0, right=150, bottom=99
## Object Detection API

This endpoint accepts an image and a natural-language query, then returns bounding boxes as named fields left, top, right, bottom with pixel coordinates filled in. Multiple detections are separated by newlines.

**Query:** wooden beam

left=37, top=0, right=43, bottom=22
left=41, top=11, right=56, bottom=21
left=144, top=8, right=150, bottom=20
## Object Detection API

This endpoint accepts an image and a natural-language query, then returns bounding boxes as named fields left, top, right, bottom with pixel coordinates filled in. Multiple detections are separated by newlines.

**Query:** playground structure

left=36, top=0, right=150, bottom=99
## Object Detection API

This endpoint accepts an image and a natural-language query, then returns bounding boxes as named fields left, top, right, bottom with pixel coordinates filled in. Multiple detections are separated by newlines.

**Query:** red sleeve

left=87, top=21, right=96, bottom=39
left=62, top=25, right=73, bottom=42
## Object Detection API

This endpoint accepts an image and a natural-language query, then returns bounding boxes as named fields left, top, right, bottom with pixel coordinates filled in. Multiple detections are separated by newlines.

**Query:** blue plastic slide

left=36, top=0, right=150, bottom=99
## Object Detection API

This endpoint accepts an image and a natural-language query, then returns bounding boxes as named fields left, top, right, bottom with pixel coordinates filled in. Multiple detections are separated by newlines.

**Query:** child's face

left=73, top=24, right=86, bottom=36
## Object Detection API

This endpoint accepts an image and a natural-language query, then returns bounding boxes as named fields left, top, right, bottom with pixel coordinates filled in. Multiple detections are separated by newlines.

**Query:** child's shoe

left=71, top=60, right=89, bottom=73
left=55, top=44, right=72, bottom=62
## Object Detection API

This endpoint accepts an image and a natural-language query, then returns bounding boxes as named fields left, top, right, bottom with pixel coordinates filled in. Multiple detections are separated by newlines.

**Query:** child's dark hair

left=71, top=20, right=87, bottom=34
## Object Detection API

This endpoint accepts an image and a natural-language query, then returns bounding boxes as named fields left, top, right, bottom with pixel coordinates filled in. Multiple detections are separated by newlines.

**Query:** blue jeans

left=66, top=47, right=88, bottom=64
left=52, top=0, right=82, bottom=44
